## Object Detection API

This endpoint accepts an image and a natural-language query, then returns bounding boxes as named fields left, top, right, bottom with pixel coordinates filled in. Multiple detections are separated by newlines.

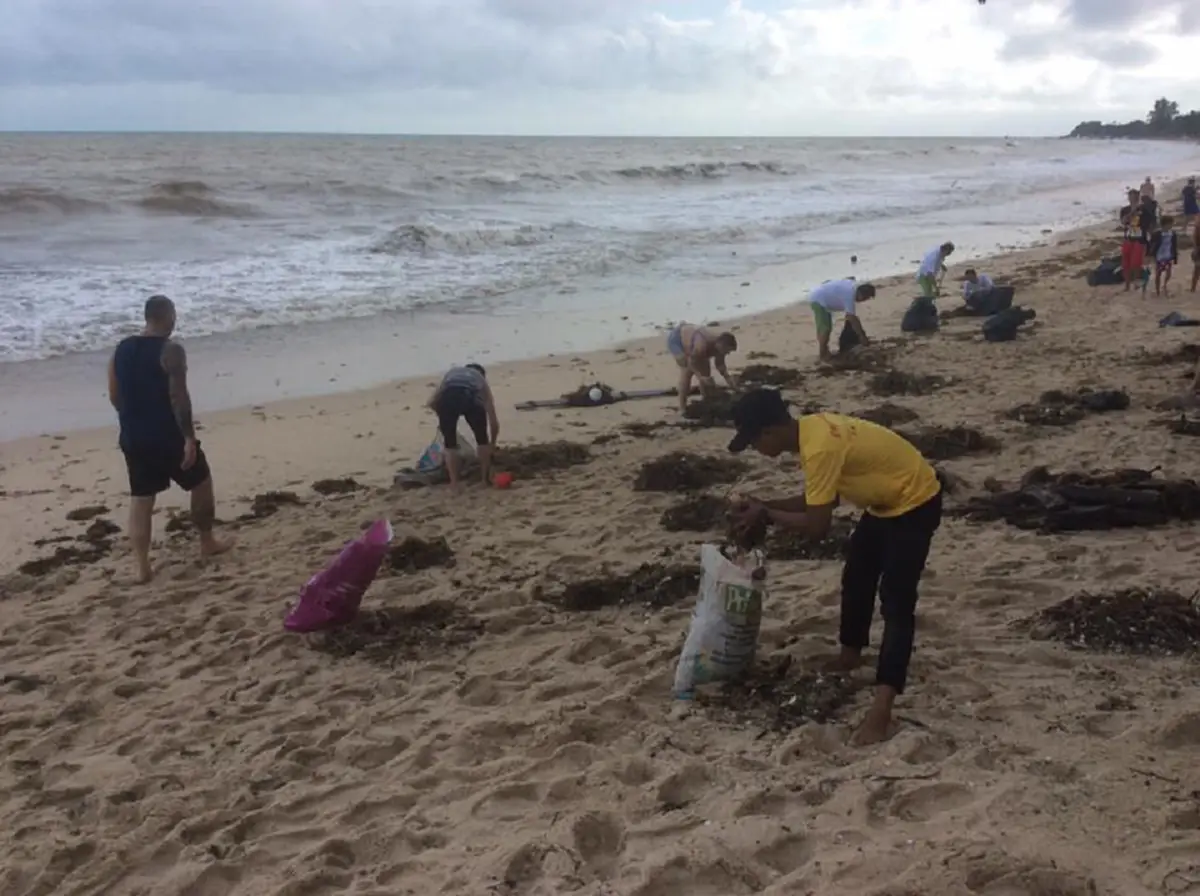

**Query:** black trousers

left=839, top=487, right=943, bottom=694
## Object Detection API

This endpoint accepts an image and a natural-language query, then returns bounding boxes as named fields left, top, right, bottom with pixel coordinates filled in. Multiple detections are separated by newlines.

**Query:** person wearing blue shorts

left=666, top=323, right=738, bottom=412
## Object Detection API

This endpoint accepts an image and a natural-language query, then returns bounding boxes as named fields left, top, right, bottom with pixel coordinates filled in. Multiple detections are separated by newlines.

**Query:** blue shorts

left=666, top=325, right=685, bottom=361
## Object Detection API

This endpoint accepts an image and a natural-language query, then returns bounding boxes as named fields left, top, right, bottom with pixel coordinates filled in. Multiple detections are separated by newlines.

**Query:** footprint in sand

left=570, top=810, right=625, bottom=877
left=631, top=855, right=764, bottom=896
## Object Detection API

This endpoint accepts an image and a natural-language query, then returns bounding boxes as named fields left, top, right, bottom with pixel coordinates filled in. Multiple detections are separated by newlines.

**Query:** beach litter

left=740, top=364, right=806, bottom=389
left=562, top=382, right=617, bottom=408
left=660, top=494, right=728, bottom=532
left=311, top=477, right=365, bottom=496
left=310, top=601, right=483, bottom=665
left=496, top=441, right=591, bottom=478
left=695, top=654, right=858, bottom=732
left=897, top=425, right=1000, bottom=461
left=951, top=466, right=1200, bottom=532
left=634, top=451, right=748, bottom=492
left=853, top=403, right=920, bottom=428
left=867, top=369, right=946, bottom=397
left=386, top=535, right=455, bottom=572
left=536, top=562, right=702, bottom=612
left=1017, top=588, right=1200, bottom=655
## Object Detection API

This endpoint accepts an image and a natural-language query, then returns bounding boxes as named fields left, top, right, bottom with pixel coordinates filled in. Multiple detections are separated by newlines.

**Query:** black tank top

left=113, top=335, right=180, bottom=450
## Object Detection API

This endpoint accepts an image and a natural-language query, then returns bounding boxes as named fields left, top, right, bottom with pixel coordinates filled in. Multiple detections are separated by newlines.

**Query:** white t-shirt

left=809, top=278, right=858, bottom=314
left=963, top=273, right=994, bottom=299
left=918, top=247, right=944, bottom=278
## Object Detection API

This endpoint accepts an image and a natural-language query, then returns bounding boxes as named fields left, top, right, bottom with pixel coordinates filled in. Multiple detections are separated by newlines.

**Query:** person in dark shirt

left=1183, top=177, right=1198, bottom=229
left=1119, top=188, right=1150, bottom=292
left=107, top=295, right=232, bottom=582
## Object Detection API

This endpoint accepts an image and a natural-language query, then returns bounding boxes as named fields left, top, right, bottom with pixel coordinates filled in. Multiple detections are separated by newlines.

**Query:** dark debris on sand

left=635, top=451, right=748, bottom=492
left=537, top=562, right=702, bottom=612
left=740, top=364, right=805, bottom=389
left=951, top=466, right=1200, bottom=532
left=1004, top=388, right=1129, bottom=427
left=310, top=601, right=483, bottom=665
left=562, top=382, right=617, bottom=407
left=311, top=477, right=365, bottom=496
left=18, top=516, right=122, bottom=576
left=696, top=654, right=858, bottom=733
left=238, top=490, right=304, bottom=521
left=386, top=536, right=456, bottom=572
left=497, top=441, right=591, bottom=478
left=867, top=369, right=946, bottom=397
left=898, top=425, right=1000, bottom=462
left=853, top=403, right=920, bottom=428
left=1017, top=588, right=1200, bottom=655
left=813, top=345, right=896, bottom=376
left=65, top=504, right=109, bottom=522
left=660, top=494, right=728, bottom=532
left=1162, top=415, right=1200, bottom=437
left=1134, top=343, right=1200, bottom=367
left=766, top=518, right=854, bottom=562
left=683, top=391, right=738, bottom=427
left=621, top=420, right=672, bottom=439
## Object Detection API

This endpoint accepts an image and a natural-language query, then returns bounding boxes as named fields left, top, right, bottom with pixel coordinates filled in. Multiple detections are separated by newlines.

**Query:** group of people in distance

left=1121, top=176, right=1200, bottom=296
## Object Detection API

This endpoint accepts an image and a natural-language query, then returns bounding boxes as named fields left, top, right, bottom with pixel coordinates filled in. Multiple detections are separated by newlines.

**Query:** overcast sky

left=2, top=0, right=1198, bottom=136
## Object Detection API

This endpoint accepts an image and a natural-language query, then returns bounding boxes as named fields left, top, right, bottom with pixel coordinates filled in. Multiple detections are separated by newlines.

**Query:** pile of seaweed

left=814, top=344, right=896, bottom=376
left=854, top=403, right=920, bottom=428
left=238, top=490, right=304, bottom=522
left=867, top=369, right=946, bottom=397
left=1162, top=415, right=1200, bottom=437
left=635, top=452, right=748, bottom=492
left=765, top=518, right=854, bottom=561
left=660, top=494, right=728, bottom=532
left=1004, top=388, right=1129, bottom=427
left=952, top=466, right=1200, bottom=532
left=386, top=536, right=455, bottom=572
left=536, top=563, right=702, bottom=612
left=683, top=391, right=738, bottom=427
left=1133, top=343, right=1200, bottom=368
left=562, top=382, right=617, bottom=407
left=1018, top=588, right=1200, bottom=655
left=312, top=478, right=366, bottom=496
left=740, top=364, right=805, bottom=389
left=311, top=601, right=483, bottom=665
left=498, top=441, right=591, bottom=478
left=898, top=425, right=1000, bottom=461
left=696, top=654, right=858, bottom=732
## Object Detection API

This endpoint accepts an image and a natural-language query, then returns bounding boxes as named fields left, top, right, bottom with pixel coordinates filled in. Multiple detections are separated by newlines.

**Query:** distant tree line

left=1067, top=98, right=1200, bottom=139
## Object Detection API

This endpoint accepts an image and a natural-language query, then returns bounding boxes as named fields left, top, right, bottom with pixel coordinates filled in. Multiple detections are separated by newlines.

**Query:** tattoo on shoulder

left=162, top=341, right=195, bottom=438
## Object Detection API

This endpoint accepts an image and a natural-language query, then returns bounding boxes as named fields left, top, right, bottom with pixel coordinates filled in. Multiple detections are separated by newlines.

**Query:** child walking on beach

left=1150, top=216, right=1179, bottom=297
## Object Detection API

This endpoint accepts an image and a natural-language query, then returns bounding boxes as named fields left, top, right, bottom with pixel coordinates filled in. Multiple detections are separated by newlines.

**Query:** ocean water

left=1, top=133, right=1199, bottom=365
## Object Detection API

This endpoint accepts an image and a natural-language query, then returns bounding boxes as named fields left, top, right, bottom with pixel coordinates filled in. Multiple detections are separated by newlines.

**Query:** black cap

left=727, top=387, right=790, bottom=453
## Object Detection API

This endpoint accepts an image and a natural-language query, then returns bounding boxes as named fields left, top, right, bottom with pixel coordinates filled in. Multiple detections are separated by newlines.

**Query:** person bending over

left=808, top=278, right=875, bottom=361
left=666, top=323, right=738, bottom=412
left=427, top=363, right=500, bottom=491
left=107, top=294, right=233, bottom=583
left=962, top=269, right=994, bottom=301
left=917, top=242, right=955, bottom=298
left=726, top=388, right=944, bottom=746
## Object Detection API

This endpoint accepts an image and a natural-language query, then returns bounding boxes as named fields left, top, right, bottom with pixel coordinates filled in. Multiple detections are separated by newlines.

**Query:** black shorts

left=122, top=441, right=212, bottom=498
left=435, top=387, right=489, bottom=449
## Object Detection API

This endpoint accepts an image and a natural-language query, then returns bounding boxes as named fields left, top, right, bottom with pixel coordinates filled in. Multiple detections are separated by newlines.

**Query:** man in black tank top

left=107, top=295, right=232, bottom=582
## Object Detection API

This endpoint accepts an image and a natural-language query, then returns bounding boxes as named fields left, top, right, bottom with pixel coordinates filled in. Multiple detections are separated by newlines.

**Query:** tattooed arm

left=161, top=341, right=195, bottom=440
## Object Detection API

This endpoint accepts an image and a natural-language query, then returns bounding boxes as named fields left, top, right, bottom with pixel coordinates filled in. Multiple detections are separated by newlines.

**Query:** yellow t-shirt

left=798, top=413, right=940, bottom=518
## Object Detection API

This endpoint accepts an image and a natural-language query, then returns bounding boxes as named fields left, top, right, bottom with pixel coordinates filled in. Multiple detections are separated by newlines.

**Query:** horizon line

left=0, top=129, right=1061, bottom=139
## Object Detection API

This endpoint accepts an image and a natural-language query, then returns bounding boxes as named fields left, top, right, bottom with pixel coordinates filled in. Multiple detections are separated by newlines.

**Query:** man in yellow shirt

left=727, top=388, right=944, bottom=745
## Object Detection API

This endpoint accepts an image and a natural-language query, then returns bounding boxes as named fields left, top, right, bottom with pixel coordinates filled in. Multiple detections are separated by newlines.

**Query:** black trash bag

left=901, top=296, right=940, bottom=334
left=1086, top=257, right=1124, bottom=287
left=965, top=285, right=1016, bottom=316
left=838, top=319, right=865, bottom=353
left=982, top=306, right=1037, bottom=343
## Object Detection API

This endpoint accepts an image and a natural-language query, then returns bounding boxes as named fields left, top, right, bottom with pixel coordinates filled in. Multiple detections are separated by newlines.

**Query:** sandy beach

left=4, top=197, right=1200, bottom=896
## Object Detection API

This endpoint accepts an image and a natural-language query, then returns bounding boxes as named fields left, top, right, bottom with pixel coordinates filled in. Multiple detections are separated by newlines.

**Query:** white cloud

left=1, top=0, right=1197, bottom=135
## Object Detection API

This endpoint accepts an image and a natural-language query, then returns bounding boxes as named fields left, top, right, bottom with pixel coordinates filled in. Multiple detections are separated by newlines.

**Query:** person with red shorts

left=1119, top=188, right=1150, bottom=292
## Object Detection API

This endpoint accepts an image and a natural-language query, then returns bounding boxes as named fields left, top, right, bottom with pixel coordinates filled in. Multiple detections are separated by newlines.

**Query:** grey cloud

left=1086, top=38, right=1159, bottom=68
left=999, top=31, right=1158, bottom=69
left=1063, top=0, right=1141, bottom=31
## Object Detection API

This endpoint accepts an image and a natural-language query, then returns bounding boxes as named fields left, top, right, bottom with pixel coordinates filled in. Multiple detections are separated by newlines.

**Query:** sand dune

left=4, top=219, right=1200, bottom=895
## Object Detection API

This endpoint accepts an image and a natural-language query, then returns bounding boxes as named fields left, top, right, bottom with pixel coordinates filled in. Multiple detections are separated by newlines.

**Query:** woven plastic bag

left=672, top=544, right=767, bottom=698
left=284, top=519, right=393, bottom=632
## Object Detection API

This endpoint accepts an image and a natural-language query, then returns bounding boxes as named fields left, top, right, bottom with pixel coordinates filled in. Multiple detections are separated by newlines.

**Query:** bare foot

left=132, top=564, right=154, bottom=585
left=849, top=709, right=895, bottom=746
left=200, top=536, right=235, bottom=558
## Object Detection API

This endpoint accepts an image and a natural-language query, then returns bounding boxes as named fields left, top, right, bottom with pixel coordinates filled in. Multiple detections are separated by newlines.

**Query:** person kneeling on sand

left=962, top=269, right=994, bottom=302
left=666, top=323, right=738, bottom=413
left=107, top=295, right=233, bottom=583
left=726, top=388, right=944, bottom=746
left=427, top=363, right=500, bottom=491
left=808, top=278, right=875, bottom=361
left=917, top=242, right=954, bottom=298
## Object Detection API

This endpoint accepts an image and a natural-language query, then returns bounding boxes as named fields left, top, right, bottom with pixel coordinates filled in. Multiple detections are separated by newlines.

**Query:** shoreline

left=0, top=171, right=1186, bottom=443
